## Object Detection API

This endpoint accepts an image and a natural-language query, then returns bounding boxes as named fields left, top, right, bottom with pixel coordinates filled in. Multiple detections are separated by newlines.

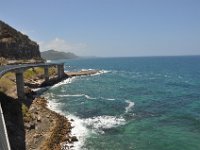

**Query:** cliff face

left=0, top=21, right=41, bottom=60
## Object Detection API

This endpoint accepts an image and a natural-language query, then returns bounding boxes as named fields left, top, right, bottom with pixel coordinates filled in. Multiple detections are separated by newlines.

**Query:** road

left=0, top=63, right=63, bottom=150
left=0, top=63, right=61, bottom=78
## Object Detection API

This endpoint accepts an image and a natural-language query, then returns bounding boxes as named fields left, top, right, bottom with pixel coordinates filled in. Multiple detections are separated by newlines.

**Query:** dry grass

left=0, top=67, right=57, bottom=95
left=0, top=73, right=15, bottom=93
left=48, top=66, right=58, bottom=76
left=0, top=57, right=8, bottom=65
left=23, top=67, right=57, bottom=80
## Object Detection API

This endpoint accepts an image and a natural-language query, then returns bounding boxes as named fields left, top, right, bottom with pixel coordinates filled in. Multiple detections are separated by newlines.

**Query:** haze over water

left=1, top=0, right=200, bottom=57
left=1, top=0, right=200, bottom=149
left=43, top=56, right=200, bottom=150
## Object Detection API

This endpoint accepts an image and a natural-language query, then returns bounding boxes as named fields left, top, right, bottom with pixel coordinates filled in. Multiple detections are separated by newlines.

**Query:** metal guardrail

left=0, top=102, right=11, bottom=150
left=0, top=63, right=65, bottom=150
left=0, top=63, right=63, bottom=78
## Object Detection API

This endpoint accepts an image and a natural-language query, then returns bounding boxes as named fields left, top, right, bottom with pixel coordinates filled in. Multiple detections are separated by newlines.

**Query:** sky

left=0, top=0, right=200, bottom=57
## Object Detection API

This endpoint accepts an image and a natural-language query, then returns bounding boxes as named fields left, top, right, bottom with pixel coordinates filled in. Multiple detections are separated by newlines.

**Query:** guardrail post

left=15, top=69, right=25, bottom=101
left=44, top=66, right=49, bottom=82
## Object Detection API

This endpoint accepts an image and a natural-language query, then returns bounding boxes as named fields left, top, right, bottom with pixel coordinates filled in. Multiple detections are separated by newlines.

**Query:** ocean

left=42, top=56, right=200, bottom=150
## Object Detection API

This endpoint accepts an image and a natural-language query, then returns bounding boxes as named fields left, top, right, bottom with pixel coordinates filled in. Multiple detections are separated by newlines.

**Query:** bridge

left=0, top=63, right=65, bottom=150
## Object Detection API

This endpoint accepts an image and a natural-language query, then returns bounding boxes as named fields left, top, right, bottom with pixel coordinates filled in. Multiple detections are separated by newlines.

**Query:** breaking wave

left=51, top=77, right=76, bottom=89
left=58, top=94, right=97, bottom=100
left=83, top=115, right=126, bottom=134
left=125, top=100, right=135, bottom=113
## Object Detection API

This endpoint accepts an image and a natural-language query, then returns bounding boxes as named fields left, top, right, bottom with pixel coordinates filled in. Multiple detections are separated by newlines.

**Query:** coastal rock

left=71, top=136, right=78, bottom=142
left=0, top=20, right=41, bottom=60
left=25, top=122, right=35, bottom=130
left=37, top=115, right=42, bottom=122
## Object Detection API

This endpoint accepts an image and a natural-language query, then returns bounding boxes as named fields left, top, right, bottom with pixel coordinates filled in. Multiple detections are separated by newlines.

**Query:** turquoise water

left=43, top=56, right=200, bottom=150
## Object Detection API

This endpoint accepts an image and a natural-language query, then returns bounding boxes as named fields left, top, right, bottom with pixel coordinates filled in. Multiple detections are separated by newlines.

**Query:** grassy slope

left=0, top=67, right=57, bottom=92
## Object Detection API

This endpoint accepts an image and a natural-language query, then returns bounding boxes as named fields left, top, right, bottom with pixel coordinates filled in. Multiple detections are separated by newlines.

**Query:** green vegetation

left=0, top=66, right=57, bottom=95
left=23, top=67, right=57, bottom=79
left=21, top=103, right=29, bottom=116
left=22, top=103, right=33, bottom=122
left=23, top=67, right=44, bottom=79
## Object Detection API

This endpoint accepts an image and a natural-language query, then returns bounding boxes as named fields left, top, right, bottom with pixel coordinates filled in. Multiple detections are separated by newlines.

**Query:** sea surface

left=42, top=56, right=200, bottom=150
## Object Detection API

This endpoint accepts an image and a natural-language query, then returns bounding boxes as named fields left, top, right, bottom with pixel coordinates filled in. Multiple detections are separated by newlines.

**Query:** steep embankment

left=0, top=20, right=41, bottom=60
left=0, top=68, right=77, bottom=150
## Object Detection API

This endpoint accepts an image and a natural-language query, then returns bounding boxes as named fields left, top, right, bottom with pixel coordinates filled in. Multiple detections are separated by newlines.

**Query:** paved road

left=0, top=63, right=61, bottom=78
left=0, top=63, right=63, bottom=150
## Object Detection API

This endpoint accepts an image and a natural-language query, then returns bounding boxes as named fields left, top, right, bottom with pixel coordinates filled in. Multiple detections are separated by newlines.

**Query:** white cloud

left=39, top=38, right=88, bottom=55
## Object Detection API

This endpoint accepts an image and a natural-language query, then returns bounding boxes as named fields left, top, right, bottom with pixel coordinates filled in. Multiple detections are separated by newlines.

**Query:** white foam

left=32, top=88, right=42, bottom=92
left=51, top=77, right=76, bottom=89
left=125, top=100, right=135, bottom=113
left=42, top=92, right=56, bottom=100
left=83, top=115, right=126, bottom=134
left=58, top=94, right=97, bottom=100
left=46, top=98, right=127, bottom=148
left=47, top=100, right=90, bottom=150
left=58, top=94, right=84, bottom=97
left=67, top=114, right=90, bottom=150
left=100, top=97, right=116, bottom=101
left=81, top=69, right=94, bottom=71
left=47, top=99, right=64, bottom=114
left=91, top=70, right=111, bottom=76
left=46, top=60, right=52, bottom=63
left=32, top=87, right=50, bottom=94
left=84, top=95, right=97, bottom=100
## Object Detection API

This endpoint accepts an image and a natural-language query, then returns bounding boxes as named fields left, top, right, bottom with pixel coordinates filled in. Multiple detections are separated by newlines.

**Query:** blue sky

left=0, top=0, right=200, bottom=57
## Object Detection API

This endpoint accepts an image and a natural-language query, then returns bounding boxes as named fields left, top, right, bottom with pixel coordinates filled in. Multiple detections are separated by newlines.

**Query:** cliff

left=41, top=49, right=78, bottom=60
left=0, top=20, right=41, bottom=60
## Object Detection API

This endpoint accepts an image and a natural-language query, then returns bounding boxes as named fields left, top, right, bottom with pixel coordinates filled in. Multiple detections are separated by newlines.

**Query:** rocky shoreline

left=0, top=69, right=99, bottom=150
left=24, top=70, right=100, bottom=149
left=25, top=97, right=77, bottom=150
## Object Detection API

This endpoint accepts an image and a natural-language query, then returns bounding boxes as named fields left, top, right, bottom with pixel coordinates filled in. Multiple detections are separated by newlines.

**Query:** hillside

left=0, top=20, right=41, bottom=60
left=41, top=50, right=78, bottom=60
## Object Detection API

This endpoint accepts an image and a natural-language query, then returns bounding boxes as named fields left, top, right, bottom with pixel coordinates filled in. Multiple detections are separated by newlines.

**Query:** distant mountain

left=41, top=50, right=78, bottom=60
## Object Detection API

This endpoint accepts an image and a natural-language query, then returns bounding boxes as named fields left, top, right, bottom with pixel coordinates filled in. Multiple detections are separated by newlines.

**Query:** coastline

left=0, top=68, right=100, bottom=150
left=25, top=70, right=100, bottom=149
left=25, top=97, right=77, bottom=150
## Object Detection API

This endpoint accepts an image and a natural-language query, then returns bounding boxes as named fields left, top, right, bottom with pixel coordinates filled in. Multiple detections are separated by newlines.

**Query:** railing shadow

left=0, top=75, right=69, bottom=150
left=0, top=92, right=26, bottom=150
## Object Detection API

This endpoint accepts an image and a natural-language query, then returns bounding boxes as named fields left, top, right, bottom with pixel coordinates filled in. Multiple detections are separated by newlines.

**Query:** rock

left=33, top=133, right=42, bottom=138
left=24, top=86, right=32, bottom=94
left=37, top=115, right=42, bottom=122
left=0, top=20, right=41, bottom=60
left=25, top=122, right=35, bottom=130
left=71, top=136, right=78, bottom=142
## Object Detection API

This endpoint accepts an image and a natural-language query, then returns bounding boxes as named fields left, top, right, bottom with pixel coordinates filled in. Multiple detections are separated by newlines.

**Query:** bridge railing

left=0, top=102, right=11, bottom=150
